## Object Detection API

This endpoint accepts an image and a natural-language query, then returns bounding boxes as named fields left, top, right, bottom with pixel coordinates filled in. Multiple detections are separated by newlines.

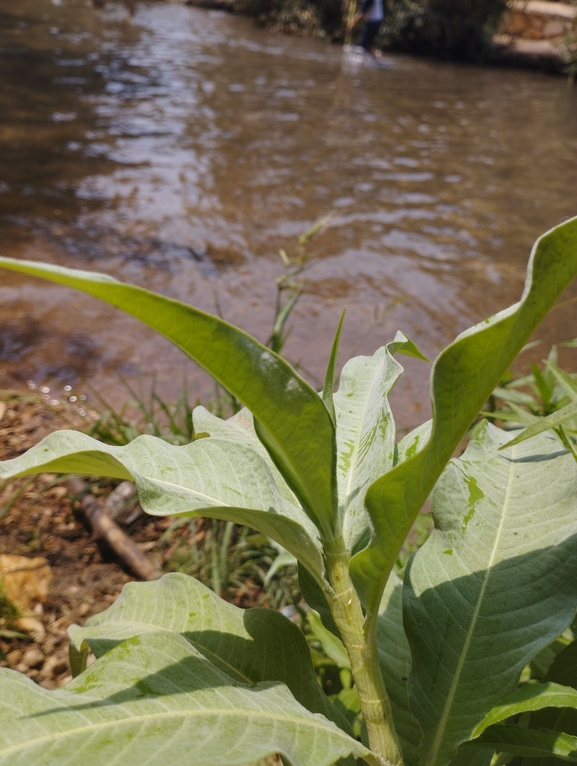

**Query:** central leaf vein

left=426, top=448, right=516, bottom=765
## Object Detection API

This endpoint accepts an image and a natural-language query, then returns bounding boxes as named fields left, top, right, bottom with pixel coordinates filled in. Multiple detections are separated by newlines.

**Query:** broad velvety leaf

left=0, top=255, right=336, bottom=537
left=333, top=342, right=403, bottom=551
left=307, top=335, right=428, bottom=632
left=0, top=413, right=326, bottom=585
left=68, top=573, right=347, bottom=731
left=404, top=422, right=577, bottom=766
left=192, top=406, right=302, bottom=511
left=350, top=217, right=577, bottom=617
left=0, top=631, right=374, bottom=766
left=376, top=573, right=421, bottom=766
left=393, top=422, right=432, bottom=468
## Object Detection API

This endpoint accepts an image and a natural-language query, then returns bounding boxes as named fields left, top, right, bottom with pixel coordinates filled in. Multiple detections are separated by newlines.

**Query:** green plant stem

left=325, top=538, right=403, bottom=766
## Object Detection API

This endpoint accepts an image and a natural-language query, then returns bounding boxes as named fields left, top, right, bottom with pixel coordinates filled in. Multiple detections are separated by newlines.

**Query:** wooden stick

left=103, top=480, right=144, bottom=526
left=65, top=478, right=161, bottom=582
left=345, top=0, right=358, bottom=46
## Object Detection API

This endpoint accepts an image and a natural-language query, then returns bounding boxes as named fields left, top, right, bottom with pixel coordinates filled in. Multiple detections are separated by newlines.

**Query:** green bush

left=385, top=0, right=508, bottom=61
left=558, top=1, right=577, bottom=83
left=242, top=0, right=330, bottom=36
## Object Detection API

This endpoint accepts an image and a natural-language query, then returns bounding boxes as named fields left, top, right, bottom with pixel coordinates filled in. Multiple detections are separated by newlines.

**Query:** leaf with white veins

left=0, top=422, right=326, bottom=585
left=350, top=217, right=577, bottom=618
left=68, top=573, right=349, bottom=732
left=404, top=422, right=577, bottom=766
left=334, top=334, right=424, bottom=551
left=376, top=573, right=421, bottom=766
left=0, top=631, right=374, bottom=766
left=0, top=255, right=337, bottom=537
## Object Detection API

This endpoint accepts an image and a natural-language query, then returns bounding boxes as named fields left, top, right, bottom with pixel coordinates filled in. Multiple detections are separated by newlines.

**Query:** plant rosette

left=1, top=217, right=577, bottom=765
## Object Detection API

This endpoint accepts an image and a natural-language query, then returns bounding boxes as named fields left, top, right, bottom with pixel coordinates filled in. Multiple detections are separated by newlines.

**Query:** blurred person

left=347, top=0, right=385, bottom=64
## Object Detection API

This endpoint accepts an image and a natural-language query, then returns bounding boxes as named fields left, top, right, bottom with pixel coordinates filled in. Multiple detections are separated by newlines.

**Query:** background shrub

left=383, top=0, right=509, bottom=61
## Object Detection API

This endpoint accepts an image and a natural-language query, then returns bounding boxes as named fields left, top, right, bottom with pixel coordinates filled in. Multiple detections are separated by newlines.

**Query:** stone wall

left=501, top=1, right=576, bottom=41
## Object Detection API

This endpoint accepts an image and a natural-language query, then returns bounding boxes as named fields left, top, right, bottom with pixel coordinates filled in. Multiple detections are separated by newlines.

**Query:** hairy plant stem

left=324, top=538, right=403, bottom=766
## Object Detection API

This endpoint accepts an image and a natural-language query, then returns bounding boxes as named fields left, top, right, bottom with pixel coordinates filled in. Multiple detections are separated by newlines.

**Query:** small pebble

left=40, top=654, right=69, bottom=678
left=6, top=649, right=22, bottom=665
left=42, top=636, right=57, bottom=655
left=21, top=647, right=45, bottom=670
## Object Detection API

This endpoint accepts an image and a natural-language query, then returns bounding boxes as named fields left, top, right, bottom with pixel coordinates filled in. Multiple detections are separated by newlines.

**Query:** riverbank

left=0, top=394, right=160, bottom=687
left=181, top=0, right=574, bottom=74
left=2, top=0, right=577, bottom=431
left=0, top=394, right=283, bottom=687
left=494, top=0, right=576, bottom=73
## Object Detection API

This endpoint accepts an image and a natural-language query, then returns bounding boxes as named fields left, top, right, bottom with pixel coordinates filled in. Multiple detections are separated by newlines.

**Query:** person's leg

left=359, top=21, right=381, bottom=60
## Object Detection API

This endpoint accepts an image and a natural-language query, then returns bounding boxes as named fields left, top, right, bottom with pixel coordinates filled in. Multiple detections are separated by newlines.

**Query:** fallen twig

left=103, top=480, right=144, bottom=526
left=64, top=478, right=161, bottom=582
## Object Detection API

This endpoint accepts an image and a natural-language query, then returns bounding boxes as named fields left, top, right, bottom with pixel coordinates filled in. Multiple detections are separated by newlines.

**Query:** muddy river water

left=1, top=0, right=577, bottom=426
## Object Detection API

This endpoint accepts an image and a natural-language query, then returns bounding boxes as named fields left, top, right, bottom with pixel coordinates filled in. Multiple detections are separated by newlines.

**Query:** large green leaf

left=333, top=341, right=404, bottom=551
left=0, top=630, right=374, bottom=766
left=0, top=411, right=326, bottom=584
left=68, top=572, right=348, bottom=732
left=472, top=682, right=577, bottom=735
left=300, top=336, right=429, bottom=635
left=0, top=255, right=336, bottom=537
left=376, top=573, right=421, bottom=766
left=393, top=421, right=432, bottom=469
left=404, top=422, right=577, bottom=766
left=192, top=406, right=304, bottom=511
left=350, top=216, right=577, bottom=617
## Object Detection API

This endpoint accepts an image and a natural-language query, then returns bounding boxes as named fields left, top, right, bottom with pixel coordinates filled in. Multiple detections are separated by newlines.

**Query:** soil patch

left=0, top=395, right=161, bottom=686
left=0, top=393, right=273, bottom=688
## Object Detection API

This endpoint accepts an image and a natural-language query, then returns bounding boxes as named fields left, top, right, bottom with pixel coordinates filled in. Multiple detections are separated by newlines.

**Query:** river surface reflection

left=1, top=0, right=576, bottom=426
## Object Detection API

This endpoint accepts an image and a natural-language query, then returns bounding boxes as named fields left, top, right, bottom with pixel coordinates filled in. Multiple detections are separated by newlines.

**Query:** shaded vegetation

left=236, top=0, right=510, bottom=61
left=384, top=0, right=509, bottom=61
